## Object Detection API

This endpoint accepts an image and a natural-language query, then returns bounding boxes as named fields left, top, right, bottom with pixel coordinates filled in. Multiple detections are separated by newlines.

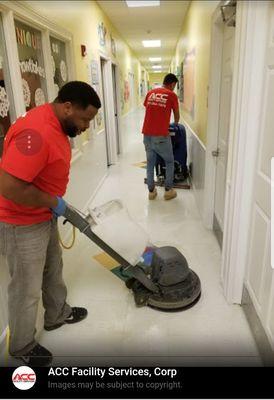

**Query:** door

left=100, top=57, right=110, bottom=166
left=213, top=23, right=236, bottom=247
left=112, top=64, right=120, bottom=155
left=244, top=2, right=274, bottom=349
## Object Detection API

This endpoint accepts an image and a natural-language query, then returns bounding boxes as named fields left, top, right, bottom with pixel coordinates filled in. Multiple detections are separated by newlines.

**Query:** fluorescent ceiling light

left=152, top=65, right=162, bottom=69
left=142, top=40, right=161, bottom=48
left=126, top=1, right=160, bottom=7
left=152, top=71, right=163, bottom=73
left=149, top=57, right=161, bottom=62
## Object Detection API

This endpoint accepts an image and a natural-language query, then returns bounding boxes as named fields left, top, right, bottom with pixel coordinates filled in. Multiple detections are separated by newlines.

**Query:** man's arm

left=0, top=169, right=58, bottom=208
left=173, top=108, right=180, bottom=124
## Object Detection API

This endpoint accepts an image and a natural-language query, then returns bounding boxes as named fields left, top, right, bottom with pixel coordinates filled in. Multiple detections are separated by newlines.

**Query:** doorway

left=111, top=63, right=120, bottom=155
left=213, top=21, right=236, bottom=247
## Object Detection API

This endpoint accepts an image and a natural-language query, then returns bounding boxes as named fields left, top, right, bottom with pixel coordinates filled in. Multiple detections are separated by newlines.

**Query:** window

left=15, top=19, right=47, bottom=111
left=50, top=36, right=69, bottom=97
left=0, top=14, right=12, bottom=156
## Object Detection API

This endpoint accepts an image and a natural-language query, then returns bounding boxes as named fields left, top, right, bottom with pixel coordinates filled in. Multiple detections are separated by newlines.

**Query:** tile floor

left=3, top=108, right=262, bottom=367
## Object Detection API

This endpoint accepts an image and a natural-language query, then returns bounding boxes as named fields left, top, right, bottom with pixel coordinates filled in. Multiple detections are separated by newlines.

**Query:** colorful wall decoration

left=182, top=48, right=195, bottom=119
left=124, top=80, right=130, bottom=102
left=110, top=34, right=116, bottom=57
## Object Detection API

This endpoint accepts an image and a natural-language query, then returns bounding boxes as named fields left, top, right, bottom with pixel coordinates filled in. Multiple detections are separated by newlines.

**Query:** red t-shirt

left=142, top=87, right=179, bottom=136
left=0, top=104, right=71, bottom=225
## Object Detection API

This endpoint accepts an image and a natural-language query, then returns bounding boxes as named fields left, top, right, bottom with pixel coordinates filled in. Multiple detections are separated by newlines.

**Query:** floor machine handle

left=63, top=205, right=160, bottom=294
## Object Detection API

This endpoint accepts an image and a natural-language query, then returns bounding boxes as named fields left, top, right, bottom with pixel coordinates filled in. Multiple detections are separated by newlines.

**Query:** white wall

left=183, top=119, right=206, bottom=219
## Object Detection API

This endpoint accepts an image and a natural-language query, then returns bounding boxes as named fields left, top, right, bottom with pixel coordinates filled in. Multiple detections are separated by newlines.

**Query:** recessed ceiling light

left=149, top=57, right=162, bottom=62
left=153, top=71, right=163, bottom=73
left=152, top=65, right=162, bottom=69
left=142, top=40, right=161, bottom=48
left=126, top=1, right=160, bottom=7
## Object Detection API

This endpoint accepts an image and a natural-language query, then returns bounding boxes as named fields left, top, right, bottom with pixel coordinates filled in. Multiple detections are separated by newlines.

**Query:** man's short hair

left=56, top=81, right=101, bottom=109
left=163, top=73, right=178, bottom=85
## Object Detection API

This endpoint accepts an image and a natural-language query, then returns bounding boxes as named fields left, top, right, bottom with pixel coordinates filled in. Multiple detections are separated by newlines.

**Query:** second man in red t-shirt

left=142, top=73, right=180, bottom=201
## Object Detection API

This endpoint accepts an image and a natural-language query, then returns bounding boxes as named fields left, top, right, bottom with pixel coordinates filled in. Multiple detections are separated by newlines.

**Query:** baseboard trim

left=213, top=214, right=223, bottom=249
left=242, top=286, right=274, bottom=366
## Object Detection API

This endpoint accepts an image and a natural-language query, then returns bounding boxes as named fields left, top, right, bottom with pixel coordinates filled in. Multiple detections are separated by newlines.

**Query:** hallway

left=3, top=107, right=261, bottom=367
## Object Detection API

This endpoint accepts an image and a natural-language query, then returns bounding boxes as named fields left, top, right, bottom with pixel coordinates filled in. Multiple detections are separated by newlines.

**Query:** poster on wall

left=98, top=22, right=107, bottom=47
left=110, top=34, right=116, bottom=57
left=179, top=61, right=184, bottom=103
left=182, top=47, right=196, bottom=119
left=124, top=80, right=130, bottom=103
left=15, top=20, right=47, bottom=111
left=50, top=36, right=68, bottom=98
left=90, top=60, right=99, bottom=85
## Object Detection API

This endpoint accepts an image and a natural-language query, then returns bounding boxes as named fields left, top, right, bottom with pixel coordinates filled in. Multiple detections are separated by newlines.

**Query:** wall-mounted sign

left=98, top=22, right=107, bottom=46
left=110, top=34, right=116, bottom=57
left=90, top=60, right=99, bottom=85
left=16, top=26, right=42, bottom=50
left=124, top=80, right=130, bottom=102
left=182, top=48, right=196, bottom=119
left=179, top=61, right=184, bottom=103
left=50, top=36, right=68, bottom=91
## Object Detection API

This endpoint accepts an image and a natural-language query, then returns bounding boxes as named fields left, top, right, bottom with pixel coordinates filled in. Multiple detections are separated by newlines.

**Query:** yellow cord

left=58, top=224, right=76, bottom=250
left=5, top=327, right=10, bottom=366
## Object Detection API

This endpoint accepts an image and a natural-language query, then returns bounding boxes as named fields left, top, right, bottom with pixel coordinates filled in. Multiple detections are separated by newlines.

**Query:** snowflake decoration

left=34, top=88, right=46, bottom=106
left=51, top=55, right=56, bottom=76
left=22, top=79, right=31, bottom=107
left=60, top=60, right=67, bottom=82
left=0, top=86, right=10, bottom=118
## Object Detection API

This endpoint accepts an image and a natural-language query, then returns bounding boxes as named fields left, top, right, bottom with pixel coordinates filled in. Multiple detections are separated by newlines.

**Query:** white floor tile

left=33, top=108, right=262, bottom=367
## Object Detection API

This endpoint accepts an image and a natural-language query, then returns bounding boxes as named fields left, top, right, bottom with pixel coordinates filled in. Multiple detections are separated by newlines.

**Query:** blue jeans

left=143, top=135, right=174, bottom=191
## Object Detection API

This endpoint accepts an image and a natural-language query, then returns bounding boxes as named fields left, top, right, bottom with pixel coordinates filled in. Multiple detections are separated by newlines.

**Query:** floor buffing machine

left=63, top=202, right=201, bottom=311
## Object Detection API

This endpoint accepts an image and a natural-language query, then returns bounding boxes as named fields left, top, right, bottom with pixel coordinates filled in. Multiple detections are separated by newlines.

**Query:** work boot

left=44, top=307, right=88, bottom=331
left=148, top=188, right=157, bottom=200
left=164, top=188, right=177, bottom=200
left=14, top=343, right=52, bottom=367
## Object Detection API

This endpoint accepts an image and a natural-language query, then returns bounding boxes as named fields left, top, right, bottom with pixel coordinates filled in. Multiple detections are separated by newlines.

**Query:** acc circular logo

left=12, top=366, right=36, bottom=390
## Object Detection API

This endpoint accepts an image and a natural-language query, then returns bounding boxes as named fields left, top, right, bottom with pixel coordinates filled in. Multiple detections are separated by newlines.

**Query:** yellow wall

left=171, top=1, right=219, bottom=145
left=25, top=1, right=148, bottom=123
left=148, top=72, right=166, bottom=90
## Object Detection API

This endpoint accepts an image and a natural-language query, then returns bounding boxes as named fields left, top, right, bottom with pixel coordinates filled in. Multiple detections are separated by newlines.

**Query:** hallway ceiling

left=96, top=0, right=190, bottom=73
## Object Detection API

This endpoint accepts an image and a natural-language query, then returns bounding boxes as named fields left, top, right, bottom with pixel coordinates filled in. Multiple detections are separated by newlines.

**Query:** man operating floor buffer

left=62, top=199, right=201, bottom=311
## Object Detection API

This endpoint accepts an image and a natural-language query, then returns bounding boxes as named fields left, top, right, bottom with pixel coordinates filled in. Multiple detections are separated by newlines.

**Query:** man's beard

left=62, top=119, right=79, bottom=138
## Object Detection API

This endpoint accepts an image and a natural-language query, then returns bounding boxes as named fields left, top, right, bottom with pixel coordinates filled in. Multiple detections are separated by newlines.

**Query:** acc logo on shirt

left=12, top=366, right=36, bottom=390
left=148, top=93, right=168, bottom=104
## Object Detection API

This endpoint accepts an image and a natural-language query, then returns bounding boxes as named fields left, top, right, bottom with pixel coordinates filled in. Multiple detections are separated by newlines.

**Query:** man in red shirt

left=0, top=81, right=101, bottom=366
left=142, top=73, right=180, bottom=200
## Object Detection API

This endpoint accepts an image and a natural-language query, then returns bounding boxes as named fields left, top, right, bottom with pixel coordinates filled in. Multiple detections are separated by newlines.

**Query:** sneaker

left=14, top=343, right=52, bottom=367
left=148, top=188, right=157, bottom=200
left=44, top=307, right=88, bottom=331
left=164, top=188, right=177, bottom=200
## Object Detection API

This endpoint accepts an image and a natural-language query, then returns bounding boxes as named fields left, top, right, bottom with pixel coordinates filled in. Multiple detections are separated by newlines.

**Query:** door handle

left=212, top=149, right=219, bottom=157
